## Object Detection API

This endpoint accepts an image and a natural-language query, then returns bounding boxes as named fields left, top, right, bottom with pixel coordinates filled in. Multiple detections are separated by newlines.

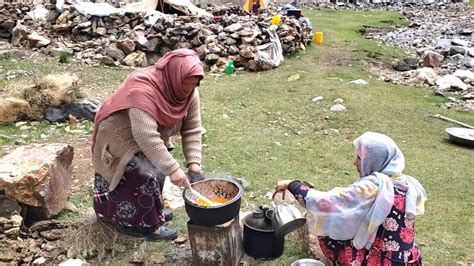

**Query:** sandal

left=146, top=226, right=178, bottom=241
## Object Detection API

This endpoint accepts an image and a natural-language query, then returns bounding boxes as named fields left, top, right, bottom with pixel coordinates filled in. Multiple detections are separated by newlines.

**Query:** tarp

left=164, top=0, right=212, bottom=18
left=56, top=0, right=211, bottom=19
left=254, top=25, right=283, bottom=67
left=242, top=0, right=267, bottom=13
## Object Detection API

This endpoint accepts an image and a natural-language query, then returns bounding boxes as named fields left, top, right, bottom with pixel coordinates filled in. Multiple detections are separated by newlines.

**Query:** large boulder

left=0, top=144, right=74, bottom=217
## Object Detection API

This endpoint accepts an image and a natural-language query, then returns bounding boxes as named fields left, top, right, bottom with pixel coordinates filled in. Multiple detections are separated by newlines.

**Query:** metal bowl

left=291, top=258, right=325, bottom=266
left=445, top=127, right=474, bottom=147
left=183, top=178, right=244, bottom=226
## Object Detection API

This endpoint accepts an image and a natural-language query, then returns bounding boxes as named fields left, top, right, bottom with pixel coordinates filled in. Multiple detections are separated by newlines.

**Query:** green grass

left=1, top=8, right=473, bottom=265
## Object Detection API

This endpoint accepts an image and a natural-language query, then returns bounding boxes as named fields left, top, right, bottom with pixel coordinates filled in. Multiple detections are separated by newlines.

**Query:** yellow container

left=271, top=15, right=281, bottom=25
left=314, top=32, right=323, bottom=44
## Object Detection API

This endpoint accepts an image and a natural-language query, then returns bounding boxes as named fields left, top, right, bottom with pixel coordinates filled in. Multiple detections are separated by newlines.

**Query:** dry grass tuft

left=0, top=97, right=33, bottom=123
left=0, top=79, right=34, bottom=98
left=21, top=73, right=81, bottom=112
left=66, top=216, right=142, bottom=261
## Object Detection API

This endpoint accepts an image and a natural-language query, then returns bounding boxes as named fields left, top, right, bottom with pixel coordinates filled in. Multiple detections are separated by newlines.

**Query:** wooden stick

left=429, top=114, right=474, bottom=129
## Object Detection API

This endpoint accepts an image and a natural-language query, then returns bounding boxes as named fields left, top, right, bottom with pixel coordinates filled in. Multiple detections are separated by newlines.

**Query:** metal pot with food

left=183, top=178, right=244, bottom=226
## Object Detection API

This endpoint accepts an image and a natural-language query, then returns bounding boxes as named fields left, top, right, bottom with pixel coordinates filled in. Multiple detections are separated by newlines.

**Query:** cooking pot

left=272, top=191, right=306, bottom=235
left=243, top=206, right=284, bottom=260
left=183, top=178, right=243, bottom=226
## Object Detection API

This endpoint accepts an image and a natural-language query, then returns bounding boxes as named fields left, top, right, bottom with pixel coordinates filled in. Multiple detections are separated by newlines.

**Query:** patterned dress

left=93, top=153, right=166, bottom=234
left=291, top=184, right=422, bottom=266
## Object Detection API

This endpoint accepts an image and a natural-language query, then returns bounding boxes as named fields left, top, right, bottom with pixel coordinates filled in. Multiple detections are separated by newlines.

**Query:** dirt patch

left=363, top=60, right=411, bottom=84
left=320, top=48, right=357, bottom=67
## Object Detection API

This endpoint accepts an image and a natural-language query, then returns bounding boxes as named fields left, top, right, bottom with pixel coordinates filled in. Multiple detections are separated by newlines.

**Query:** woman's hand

left=276, top=180, right=294, bottom=191
left=187, top=163, right=204, bottom=183
left=188, top=163, right=202, bottom=173
left=170, top=168, right=191, bottom=188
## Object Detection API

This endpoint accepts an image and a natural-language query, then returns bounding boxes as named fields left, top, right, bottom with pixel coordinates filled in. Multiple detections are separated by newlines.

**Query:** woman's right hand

left=170, top=168, right=191, bottom=189
left=276, top=180, right=294, bottom=191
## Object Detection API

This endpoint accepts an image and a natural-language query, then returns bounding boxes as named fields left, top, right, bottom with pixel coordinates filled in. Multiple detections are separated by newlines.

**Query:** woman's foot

left=147, top=226, right=178, bottom=241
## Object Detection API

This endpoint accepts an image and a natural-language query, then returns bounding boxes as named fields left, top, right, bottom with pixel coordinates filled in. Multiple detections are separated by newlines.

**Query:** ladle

left=189, top=187, right=219, bottom=207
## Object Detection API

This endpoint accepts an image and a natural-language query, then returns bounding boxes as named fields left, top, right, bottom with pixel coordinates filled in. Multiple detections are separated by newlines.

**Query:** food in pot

left=196, top=197, right=229, bottom=206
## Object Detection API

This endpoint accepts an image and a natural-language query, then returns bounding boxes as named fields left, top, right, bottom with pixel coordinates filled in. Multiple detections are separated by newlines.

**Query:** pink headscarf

left=92, top=49, right=204, bottom=151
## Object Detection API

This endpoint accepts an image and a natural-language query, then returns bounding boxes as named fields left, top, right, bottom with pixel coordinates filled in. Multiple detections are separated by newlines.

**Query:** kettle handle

left=272, top=190, right=287, bottom=203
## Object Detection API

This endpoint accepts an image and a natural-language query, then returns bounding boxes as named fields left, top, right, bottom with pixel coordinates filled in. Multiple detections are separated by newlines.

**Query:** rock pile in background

left=359, top=3, right=473, bottom=110
left=0, top=3, right=313, bottom=72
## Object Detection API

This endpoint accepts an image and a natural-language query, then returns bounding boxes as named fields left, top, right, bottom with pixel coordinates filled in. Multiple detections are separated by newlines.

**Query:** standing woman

left=277, top=132, right=427, bottom=265
left=91, top=49, right=205, bottom=240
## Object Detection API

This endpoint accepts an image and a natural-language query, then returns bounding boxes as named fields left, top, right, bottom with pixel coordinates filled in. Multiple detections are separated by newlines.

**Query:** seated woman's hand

left=276, top=180, right=294, bottom=191
left=170, top=168, right=191, bottom=188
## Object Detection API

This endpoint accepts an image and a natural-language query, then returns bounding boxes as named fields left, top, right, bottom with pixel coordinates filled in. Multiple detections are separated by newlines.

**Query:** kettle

left=272, top=190, right=306, bottom=235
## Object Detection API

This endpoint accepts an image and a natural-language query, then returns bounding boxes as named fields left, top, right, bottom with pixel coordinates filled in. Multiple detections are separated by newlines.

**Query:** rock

left=0, top=41, right=11, bottom=51
left=0, top=143, right=74, bottom=217
left=224, top=23, right=243, bottom=33
left=449, top=46, right=466, bottom=56
left=116, top=39, right=135, bottom=55
left=239, top=47, right=254, bottom=59
left=451, top=38, right=470, bottom=47
left=459, top=28, right=473, bottom=36
left=105, top=43, right=125, bottom=62
left=145, top=38, right=161, bottom=52
left=123, top=51, right=147, bottom=67
left=49, top=47, right=73, bottom=57
left=245, top=60, right=273, bottom=72
left=347, top=79, right=369, bottom=85
left=0, top=195, right=21, bottom=218
left=287, top=74, right=300, bottom=82
left=100, top=56, right=115, bottom=65
left=422, top=51, right=443, bottom=68
left=94, top=27, right=107, bottom=36
left=312, top=96, right=324, bottom=102
left=208, top=24, right=223, bottom=34
left=436, top=75, right=468, bottom=91
left=32, top=257, right=46, bottom=265
left=453, top=70, right=474, bottom=81
left=59, top=258, right=90, bottom=266
left=204, top=53, right=219, bottom=63
left=330, top=104, right=347, bottom=112
left=27, top=32, right=51, bottom=48
left=410, top=67, right=440, bottom=86
left=333, top=98, right=344, bottom=104
left=465, top=58, right=474, bottom=68
left=11, top=23, right=28, bottom=46
left=1, top=20, right=16, bottom=31
left=467, top=48, right=474, bottom=57
left=394, top=57, right=418, bottom=71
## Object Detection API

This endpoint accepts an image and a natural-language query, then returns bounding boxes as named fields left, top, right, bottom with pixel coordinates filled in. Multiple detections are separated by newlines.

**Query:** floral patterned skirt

left=93, top=153, right=166, bottom=233
left=318, top=237, right=422, bottom=266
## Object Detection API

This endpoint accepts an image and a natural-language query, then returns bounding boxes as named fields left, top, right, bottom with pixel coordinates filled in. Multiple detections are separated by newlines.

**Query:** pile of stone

left=361, top=3, right=473, bottom=110
left=0, top=195, right=73, bottom=265
left=0, top=3, right=313, bottom=72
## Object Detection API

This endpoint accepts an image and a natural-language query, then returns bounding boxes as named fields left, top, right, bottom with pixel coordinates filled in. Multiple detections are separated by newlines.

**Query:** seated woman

left=91, top=49, right=205, bottom=241
left=277, top=132, right=426, bottom=265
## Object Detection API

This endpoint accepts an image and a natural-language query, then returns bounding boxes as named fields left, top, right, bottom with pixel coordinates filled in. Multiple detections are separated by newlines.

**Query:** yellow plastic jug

left=314, top=32, right=323, bottom=44
left=271, top=15, right=281, bottom=25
